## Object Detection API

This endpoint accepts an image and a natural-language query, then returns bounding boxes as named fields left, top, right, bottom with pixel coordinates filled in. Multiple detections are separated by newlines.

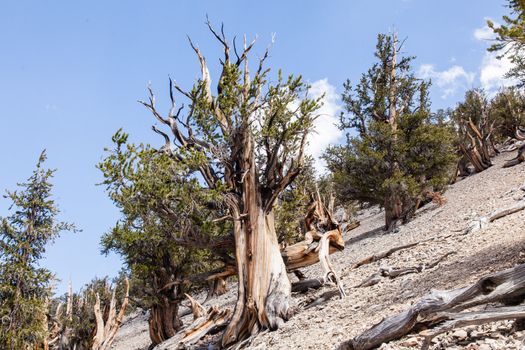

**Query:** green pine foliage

left=97, top=130, right=229, bottom=316
left=0, top=151, right=76, bottom=350
left=490, top=87, right=525, bottom=141
left=488, top=0, right=525, bottom=86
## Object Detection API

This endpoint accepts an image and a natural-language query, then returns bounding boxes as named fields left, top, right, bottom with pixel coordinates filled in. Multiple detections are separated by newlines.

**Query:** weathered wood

left=160, top=306, right=232, bottom=349
left=92, top=278, right=130, bottom=350
left=184, top=293, right=205, bottom=320
left=503, top=144, right=525, bottom=168
left=291, top=278, right=324, bottom=293
left=488, top=200, right=525, bottom=222
left=339, top=263, right=525, bottom=350
left=303, top=290, right=340, bottom=309
left=318, top=230, right=346, bottom=298
left=355, top=252, right=453, bottom=288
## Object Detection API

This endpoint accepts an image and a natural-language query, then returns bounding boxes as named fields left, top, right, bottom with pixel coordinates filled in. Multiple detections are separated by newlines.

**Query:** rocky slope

left=111, top=153, right=525, bottom=349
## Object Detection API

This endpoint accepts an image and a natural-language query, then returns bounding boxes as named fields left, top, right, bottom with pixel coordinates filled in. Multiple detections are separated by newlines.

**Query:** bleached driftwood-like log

left=92, top=278, right=130, bottom=350
left=419, top=306, right=525, bottom=349
left=503, top=129, right=525, bottom=167
left=338, top=263, right=525, bottom=350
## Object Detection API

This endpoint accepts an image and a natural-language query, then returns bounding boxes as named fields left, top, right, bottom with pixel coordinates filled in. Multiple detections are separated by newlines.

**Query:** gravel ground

left=112, top=153, right=525, bottom=350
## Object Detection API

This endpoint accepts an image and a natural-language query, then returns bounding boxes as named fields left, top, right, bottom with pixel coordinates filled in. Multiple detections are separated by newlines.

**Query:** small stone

left=452, top=329, right=468, bottom=340
left=399, top=337, right=419, bottom=346
left=478, top=344, right=491, bottom=350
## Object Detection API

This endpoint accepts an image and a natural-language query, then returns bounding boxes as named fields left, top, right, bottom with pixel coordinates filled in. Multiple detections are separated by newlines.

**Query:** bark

left=149, top=297, right=182, bottom=345
left=221, top=136, right=293, bottom=346
left=339, top=263, right=525, bottom=350
left=161, top=306, right=231, bottom=349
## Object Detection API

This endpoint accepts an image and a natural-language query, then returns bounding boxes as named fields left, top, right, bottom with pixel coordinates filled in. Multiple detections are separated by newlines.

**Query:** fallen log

left=349, top=242, right=420, bottom=270
left=355, top=252, right=454, bottom=288
left=339, top=263, right=525, bottom=350
left=503, top=129, right=525, bottom=167
left=419, top=306, right=525, bottom=349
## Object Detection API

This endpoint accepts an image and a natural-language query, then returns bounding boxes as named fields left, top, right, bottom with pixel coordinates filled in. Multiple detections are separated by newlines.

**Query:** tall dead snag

left=503, top=128, right=525, bottom=168
left=92, top=278, right=129, bottom=350
left=339, top=263, right=525, bottom=350
left=141, top=19, right=321, bottom=347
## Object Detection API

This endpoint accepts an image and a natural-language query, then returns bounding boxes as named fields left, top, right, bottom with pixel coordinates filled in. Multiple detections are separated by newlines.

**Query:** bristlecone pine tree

left=324, top=33, right=457, bottom=230
left=139, top=21, right=321, bottom=346
left=451, top=89, right=498, bottom=173
left=0, top=151, right=76, bottom=350
left=490, top=87, right=525, bottom=142
left=98, top=131, right=231, bottom=345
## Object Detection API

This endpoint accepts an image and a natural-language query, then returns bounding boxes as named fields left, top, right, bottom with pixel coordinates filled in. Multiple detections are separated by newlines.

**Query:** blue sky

left=0, top=0, right=512, bottom=294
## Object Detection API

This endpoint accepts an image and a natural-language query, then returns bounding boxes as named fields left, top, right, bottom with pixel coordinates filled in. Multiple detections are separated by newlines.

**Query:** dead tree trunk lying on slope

left=92, top=278, right=130, bottom=350
left=339, top=263, right=525, bottom=350
left=355, top=252, right=454, bottom=288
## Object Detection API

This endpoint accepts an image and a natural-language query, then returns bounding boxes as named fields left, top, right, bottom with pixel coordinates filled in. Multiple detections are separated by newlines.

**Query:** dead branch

left=339, top=263, right=525, bottom=350
left=92, top=278, right=130, bottom=350
left=355, top=252, right=454, bottom=288
left=466, top=199, right=525, bottom=233
left=349, top=242, right=420, bottom=270
left=185, top=293, right=206, bottom=320
left=161, top=306, right=231, bottom=349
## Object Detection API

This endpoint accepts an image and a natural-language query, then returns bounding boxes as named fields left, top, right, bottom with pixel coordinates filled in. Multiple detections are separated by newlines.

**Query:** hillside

left=111, top=153, right=525, bottom=350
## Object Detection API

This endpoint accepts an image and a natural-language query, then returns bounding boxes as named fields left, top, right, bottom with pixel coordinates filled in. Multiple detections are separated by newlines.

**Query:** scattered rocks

left=111, top=154, right=525, bottom=350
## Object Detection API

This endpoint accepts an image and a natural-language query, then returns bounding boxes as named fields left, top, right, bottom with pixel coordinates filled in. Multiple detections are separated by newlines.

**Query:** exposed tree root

left=338, top=263, right=525, bottom=350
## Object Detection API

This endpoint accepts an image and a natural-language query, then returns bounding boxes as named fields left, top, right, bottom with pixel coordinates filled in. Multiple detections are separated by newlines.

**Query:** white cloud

left=417, top=64, right=476, bottom=98
left=473, top=19, right=497, bottom=41
left=306, top=79, right=343, bottom=173
left=473, top=19, right=516, bottom=95
left=480, top=52, right=515, bottom=95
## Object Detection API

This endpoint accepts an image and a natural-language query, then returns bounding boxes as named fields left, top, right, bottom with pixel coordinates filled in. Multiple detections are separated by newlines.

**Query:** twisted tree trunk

left=222, top=144, right=292, bottom=346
